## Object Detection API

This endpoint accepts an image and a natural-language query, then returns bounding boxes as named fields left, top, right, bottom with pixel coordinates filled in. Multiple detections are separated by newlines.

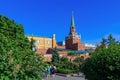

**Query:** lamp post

left=32, top=44, right=36, bottom=52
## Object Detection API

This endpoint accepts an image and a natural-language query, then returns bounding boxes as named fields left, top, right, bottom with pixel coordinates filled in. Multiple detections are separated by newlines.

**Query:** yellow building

left=27, top=34, right=57, bottom=54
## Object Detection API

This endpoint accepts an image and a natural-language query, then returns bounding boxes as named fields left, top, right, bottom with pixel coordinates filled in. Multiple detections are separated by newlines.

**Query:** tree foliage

left=60, top=57, right=68, bottom=62
left=67, top=51, right=76, bottom=56
left=0, top=15, right=44, bottom=80
left=81, top=34, right=120, bottom=80
left=73, top=56, right=84, bottom=66
left=52, top=48, right=60, bottom=62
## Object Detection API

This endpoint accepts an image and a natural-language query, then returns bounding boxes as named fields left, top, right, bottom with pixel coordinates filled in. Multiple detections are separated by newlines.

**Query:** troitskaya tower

left=65, top=12, right=85, bottom=50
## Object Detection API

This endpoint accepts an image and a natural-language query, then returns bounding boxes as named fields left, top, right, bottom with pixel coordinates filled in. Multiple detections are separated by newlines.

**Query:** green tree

left=52, top=48, right=60, bottom=62
left=60, top=57, right=69, bottom=62
left=30, top=38, right=36, bottom=51
left=73, top=56, right=84, bottom=65
left=0, top=15, right=45, bottom=80
left=81, top=34, right=120, bottom=80
left=68, top=51, right=76, bottom=56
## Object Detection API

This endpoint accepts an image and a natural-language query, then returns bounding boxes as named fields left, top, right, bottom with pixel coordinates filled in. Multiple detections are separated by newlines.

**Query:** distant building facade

left=85, top=43, right=96, bottom=53
left=26, top=13, right=89, bottom=62
left=85, top=43, right=96, bottom=49
left=65, top=13, right=85, bottom=50
left=57, top=41, right=65, bottom=46
left=27, top=34, right=57, bottom=54
left=57, top=41, right=65, bottom=49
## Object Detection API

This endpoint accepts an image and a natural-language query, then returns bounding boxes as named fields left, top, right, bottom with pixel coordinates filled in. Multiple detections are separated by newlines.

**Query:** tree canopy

left=0, top=15, right=44, bottom=80
left=52, top=48, right=60, bottom=62
left=81, top=34, right=120, bottom=80
left=67, top=51, right=76, bottom=56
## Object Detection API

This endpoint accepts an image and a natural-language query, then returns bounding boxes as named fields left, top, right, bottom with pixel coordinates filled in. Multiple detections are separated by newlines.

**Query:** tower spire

left=71, top=11, right=75, bottom=27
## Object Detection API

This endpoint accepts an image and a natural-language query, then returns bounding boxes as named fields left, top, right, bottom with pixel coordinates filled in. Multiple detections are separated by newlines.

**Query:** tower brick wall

left=65, top=13, right=85, bottom=50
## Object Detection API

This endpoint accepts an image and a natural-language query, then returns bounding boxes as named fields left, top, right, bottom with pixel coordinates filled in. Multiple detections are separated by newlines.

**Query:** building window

left=36, top=40, right=41, bottom=44
left=46, top=40, right=51, bottom=44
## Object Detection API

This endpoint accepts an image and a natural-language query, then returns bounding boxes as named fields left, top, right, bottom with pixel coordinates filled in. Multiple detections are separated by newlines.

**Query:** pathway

left=43, top=75, right=85, bottom=80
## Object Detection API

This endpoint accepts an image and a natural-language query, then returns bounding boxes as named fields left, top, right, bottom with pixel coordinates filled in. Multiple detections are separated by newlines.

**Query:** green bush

left=60, top=57, right=69, bottom=62
left=52, top=59, right=80, bottom=74
left=73, top=57, right=84, bottom=65
left=51, top=51, right=81, bottom=74
left=68, top=51, right=76, bottom=56
left=57, top=68, right=74, bottom=74
left=81, top=34, right=120, bottom=80
left=52, top=48, right=60, bottom=62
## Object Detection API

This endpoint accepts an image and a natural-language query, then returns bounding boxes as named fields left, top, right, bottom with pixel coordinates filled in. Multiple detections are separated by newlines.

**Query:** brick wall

left=36, top=49, right=47, bottom=54
left=57, top=45, right=65, bottom=49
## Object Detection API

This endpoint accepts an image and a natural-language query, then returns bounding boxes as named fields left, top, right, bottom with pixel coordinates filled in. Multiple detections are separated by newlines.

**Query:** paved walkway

left=43, top=75, right=85, bottom=80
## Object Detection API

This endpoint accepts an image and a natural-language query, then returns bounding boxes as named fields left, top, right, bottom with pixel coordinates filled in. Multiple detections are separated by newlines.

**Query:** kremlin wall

left=27, top=13, right=96, bottom=62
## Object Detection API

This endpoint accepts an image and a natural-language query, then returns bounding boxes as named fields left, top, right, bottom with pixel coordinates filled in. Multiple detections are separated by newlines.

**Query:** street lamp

left=32, top=44, right=36, bottom=51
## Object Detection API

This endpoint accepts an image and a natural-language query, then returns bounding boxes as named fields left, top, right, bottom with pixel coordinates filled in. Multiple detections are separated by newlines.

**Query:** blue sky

left=0, top=0, right=120, bottom=44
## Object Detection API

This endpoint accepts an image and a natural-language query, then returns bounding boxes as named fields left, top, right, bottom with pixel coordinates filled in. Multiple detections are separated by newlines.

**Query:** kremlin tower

left=65, top=12, right=85, bottom=50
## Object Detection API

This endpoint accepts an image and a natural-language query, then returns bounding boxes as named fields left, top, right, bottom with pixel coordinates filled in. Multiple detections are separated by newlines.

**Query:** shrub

left=68, top=51, right=76, bottom=56
left=81, top=34, right=120, bottom=80
left=52, top=48, right=60, bottom=62
left=57, top=68, right=74, bottom=74
left=60, top=57, right=69, bottom=62
left=73, top=56, right=84, bottom=65
left=53, top=61, right=80, bottom=73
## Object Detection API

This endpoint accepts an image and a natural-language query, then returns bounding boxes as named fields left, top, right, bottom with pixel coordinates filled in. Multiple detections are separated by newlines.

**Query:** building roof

left=75, top=50, right=87, bottom=54
left=71, top=11, right=75, bottom=27
left=55, top=48, right=87, bottom=54
left=26, top=34, right=51, bottom=39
